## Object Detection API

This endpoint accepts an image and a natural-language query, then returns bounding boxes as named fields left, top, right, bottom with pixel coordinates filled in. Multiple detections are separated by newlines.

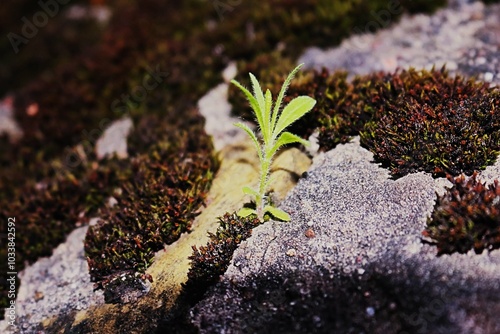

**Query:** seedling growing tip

left=231, top=63, right=316, bottom=221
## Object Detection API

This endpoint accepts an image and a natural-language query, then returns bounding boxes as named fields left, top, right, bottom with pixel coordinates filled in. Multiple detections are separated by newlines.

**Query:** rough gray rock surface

left=0, top=96, right=22, bottom=142
left=198, top=83, right=248, bottom=151
left=0, top=225, right=104, bottom=334
left=299, top=1, right=500, bottom=85
left=191, top=138, right=500, bottom=333
left=95, top=117, right=133, bottom=160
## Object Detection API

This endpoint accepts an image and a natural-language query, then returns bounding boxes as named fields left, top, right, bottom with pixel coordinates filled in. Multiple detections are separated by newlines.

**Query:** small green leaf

left=263, top=89, right=273, bottom=144
left=238, top=207, right=257, bottom=218
left=249, top=73, right=266, bottom=132
left=234, top=122, right=263, bottom=161
left=249, top=73, right=265, bottom=110
left=242, top=186, right=259, bottom=198
left=274, top=96, right=316, bottom=138
left=231, top=79, right=264, bottom=130
left=271, top=63, right=304, bottom=131
left=264, top=205, right=291, bottom=221
left=270, top=131, right=309, bottom=156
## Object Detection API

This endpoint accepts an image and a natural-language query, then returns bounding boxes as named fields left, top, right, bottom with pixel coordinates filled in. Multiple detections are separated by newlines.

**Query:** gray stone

left=191, top=138, right=500, bottom=333
left=298, top=2, right=500, bottom=86
left=0, top=226, right=105, bottom=334
left=0, top=96, right=23, bottom=143
left=198, top=82, right=249, bottom=151
left=95, top=117, right=133, bottom=160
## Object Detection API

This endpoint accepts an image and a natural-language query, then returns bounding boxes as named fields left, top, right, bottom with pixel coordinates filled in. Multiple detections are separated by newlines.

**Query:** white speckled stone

left=95, top=117, right=133, bottom=160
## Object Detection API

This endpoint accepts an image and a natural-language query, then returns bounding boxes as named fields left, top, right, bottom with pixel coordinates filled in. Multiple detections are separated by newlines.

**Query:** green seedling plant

left=231, top=63, right=316, bottom=221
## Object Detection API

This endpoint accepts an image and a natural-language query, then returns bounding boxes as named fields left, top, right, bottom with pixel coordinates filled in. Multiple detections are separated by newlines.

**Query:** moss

left=3, top=0, right=452, bottom=204
left=84, top=112, right=219, bottom=287
left=9, top=1, right=220, bottom=166
left=304, top=70, right=391, bottom=148
left=102, top=272, right=151, bottom=304
left=0, top=1, right=221, bottom=314
left=1, top=0, right=220, bottom=302
left=0, top=152, right=131, bottom=261
left=424, top=172, right=500, bottom=255
left=183, top=212, right=261, bottom=299
left=359, top=68, right=500, bottom=178
left=254, top=66, right=500, bottom=179
left=156, top=212, right=261, bottom=333
left=229, top=61, right=391, bottom=149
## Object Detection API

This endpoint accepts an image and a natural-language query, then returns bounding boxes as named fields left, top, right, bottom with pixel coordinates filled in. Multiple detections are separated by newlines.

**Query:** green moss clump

left=359, top=68, right=500, bottom=178
left=424, top=172, right=500, bottom=255
left=84, top=112, right=219, bottom=287
left=184, top=212, right=261, bottom=298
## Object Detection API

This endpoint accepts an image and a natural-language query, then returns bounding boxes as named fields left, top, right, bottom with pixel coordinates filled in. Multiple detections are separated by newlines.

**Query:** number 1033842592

left=7, top=217, right=16, bottom=271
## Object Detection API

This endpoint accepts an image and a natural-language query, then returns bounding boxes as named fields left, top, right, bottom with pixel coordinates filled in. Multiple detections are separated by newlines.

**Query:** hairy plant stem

left=257, top=143, right=273, bottom=221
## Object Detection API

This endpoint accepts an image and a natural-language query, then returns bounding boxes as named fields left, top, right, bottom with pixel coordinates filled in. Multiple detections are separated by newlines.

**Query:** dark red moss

left=424, top=172, right=500, bottom=255
left=359, top=68, right=500, bottom=178
left=240, top=66, right=500, bottom=179
left=1, top=0, right=451, bottom=278
left=306, top=70, right=391, bottom=148
left=84, top=112, right=219, bottom=287
left=10, top=1, right=222, bottom=167
left=0, top=1, right=220, bottom=310
left=183, top=212, right=261, bottom=298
